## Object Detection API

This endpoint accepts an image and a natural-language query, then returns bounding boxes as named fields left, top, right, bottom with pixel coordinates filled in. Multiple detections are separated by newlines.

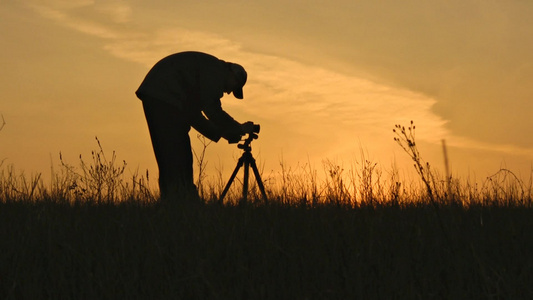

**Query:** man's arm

left=203, top=101, right=245, bottom=143
left=189, top=112, right=222, bottom=142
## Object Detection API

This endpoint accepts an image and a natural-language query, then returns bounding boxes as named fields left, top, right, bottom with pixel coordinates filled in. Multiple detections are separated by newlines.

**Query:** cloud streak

left=27, top=2, right=120, bottom=40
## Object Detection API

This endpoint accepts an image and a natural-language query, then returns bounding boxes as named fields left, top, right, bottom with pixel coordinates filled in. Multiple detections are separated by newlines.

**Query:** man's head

left=226, top=63, right=247, bottom=99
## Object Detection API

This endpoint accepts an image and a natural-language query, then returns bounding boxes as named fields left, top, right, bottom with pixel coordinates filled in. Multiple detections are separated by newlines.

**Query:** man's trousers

left=142, top=99, right=197, bottom=201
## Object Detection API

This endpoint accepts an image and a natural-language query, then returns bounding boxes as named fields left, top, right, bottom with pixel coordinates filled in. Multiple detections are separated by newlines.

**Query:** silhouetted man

left=136, top=51, right=255, bottom=202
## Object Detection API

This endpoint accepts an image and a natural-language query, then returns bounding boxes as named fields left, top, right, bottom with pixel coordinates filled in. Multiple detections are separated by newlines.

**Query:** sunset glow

left=2, top=1, right=532, bottom=185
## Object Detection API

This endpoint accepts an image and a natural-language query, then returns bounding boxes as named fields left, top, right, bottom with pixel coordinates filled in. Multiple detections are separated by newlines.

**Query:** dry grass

left=1, top=137, right=156, bottom=204
left=1, top=124, right=533, bottom=299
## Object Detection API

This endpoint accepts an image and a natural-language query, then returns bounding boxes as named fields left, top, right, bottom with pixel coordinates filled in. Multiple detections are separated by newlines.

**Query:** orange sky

left=1, top=1, right=532, bottom=186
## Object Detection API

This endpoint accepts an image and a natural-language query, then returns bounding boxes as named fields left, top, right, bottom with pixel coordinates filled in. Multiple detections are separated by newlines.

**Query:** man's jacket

left=136, top=51, right=242, bottom=142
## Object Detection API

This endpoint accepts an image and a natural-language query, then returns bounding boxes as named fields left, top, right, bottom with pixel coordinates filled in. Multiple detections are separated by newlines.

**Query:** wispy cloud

left=27, top=2, right=120, bottom=39
left=96, top=2, right=132, bottom=24
left=103, top=28, right=243, bottom=67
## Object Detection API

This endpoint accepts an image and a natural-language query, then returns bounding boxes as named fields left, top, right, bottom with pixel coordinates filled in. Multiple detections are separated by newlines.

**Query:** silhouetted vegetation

left=1, top=125, right=532, bottom=299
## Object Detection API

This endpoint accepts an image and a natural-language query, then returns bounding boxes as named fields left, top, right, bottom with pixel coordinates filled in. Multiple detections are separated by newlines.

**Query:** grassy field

left=2, top=126, right=533, bottom=299
left=2, top=198, right=533, bottom=299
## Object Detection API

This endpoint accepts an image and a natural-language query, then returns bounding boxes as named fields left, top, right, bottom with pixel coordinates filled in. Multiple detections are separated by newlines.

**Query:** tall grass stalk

left=393, top=121, right=437, bottom=205
left=192, top=134, right=212, bottom=200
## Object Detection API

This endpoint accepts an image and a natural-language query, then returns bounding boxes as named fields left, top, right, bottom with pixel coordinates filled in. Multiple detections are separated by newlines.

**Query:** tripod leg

left=219, top=157, right=244, bottom=204
left=241, top=159, right=250, bottom=204
left=250, top=159, right=268, bottom=202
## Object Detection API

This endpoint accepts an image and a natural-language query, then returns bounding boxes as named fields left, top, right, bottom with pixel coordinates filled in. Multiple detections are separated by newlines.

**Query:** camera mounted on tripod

left=238, top=123, right=260, bottom=152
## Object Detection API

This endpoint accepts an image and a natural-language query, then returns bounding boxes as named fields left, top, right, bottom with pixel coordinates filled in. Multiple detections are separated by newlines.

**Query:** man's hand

left=226, top=134, right=242, bottom=144
left=224, top=121, right=257, bottom=144
left=224, top=127, right=243, bottom=143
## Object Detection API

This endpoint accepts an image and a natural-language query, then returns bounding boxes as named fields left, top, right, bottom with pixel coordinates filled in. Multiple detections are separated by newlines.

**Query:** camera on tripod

left=238, top=123, right=260, bottom=150
left=250, top=124, right=260, bottom=134
left=244, top=123, right=260, bottom=139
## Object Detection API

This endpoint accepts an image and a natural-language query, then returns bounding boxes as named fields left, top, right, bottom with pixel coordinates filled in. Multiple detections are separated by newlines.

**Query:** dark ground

left=1, top=200, right=532, bottom=299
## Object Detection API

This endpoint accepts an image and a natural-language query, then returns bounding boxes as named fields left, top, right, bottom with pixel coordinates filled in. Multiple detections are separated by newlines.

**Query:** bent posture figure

left=136, top=51, right=255, bottom=202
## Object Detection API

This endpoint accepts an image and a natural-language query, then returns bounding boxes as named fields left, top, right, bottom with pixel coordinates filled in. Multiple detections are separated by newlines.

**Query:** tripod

left=219, top=133, right=268, bottom=204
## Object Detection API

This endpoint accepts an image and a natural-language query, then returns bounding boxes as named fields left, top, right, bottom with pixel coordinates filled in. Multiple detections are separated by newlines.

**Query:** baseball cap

left=229, top=63, right=247, bottom=99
